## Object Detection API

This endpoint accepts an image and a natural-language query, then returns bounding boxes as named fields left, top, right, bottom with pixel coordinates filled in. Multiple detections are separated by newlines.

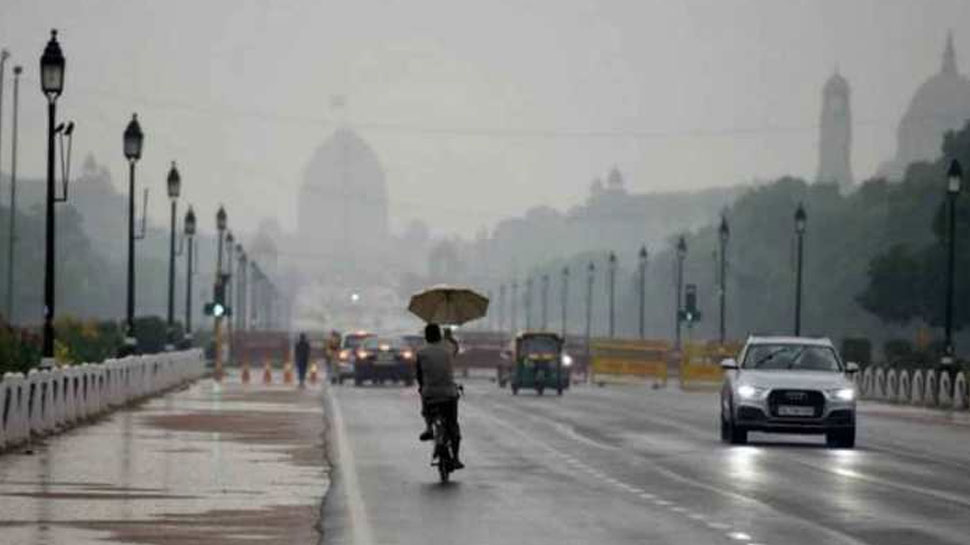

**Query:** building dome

left=886, top=33, right=970, bottom=178
left=297, top=127, right=389, bottom=258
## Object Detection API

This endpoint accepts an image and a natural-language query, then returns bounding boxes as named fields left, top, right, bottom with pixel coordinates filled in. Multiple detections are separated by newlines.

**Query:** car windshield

left=520, top=336, right=560, bottom=354
left=742, top=344, right=842, bottom=371
left=363, top=337, right=403, bottom=350
left=401, top=336, right=424, bottom=349
left=343, top=335, right=373, bottom=349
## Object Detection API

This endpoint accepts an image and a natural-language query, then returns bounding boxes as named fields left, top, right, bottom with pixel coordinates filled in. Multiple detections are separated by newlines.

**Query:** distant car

left=719, top=336, right=859, bottom=448
left=333, top=331, right=375, bottom=385
left=401, top=334, right=425, bottom=351
left=354, top=337, right=416, bottom=386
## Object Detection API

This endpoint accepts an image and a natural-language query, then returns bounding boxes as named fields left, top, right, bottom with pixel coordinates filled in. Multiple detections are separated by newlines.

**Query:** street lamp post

left=944, top=160, right=963, bottom=359
left=226, top=231, right=235, bottom=362
left=40, top=30, right=65, bottom=361
left=561, top=266, right=569, bottom=340
left=165, top=162, right=181, bottom=349
left=122, top=113, right=144, bottom=352
left=638, top=246, right=647, bottom=339
left=608, top=252, right=617, bottom=337
left=718, top=215, right=729, bottom=345
left=794, top=203, right=807, bottom=336
left=498, top=283, right=506, bottom=336
left=236, top=244, right=245, bottom=331
left=585, top=262, right=594, bottom=380
left=525, top=277, right=533, bottom=330
left=6, top=64, right=21, bottom=322
left=675, top=236, right=687, bottom=350
left=541, top=273, right=549, bottom=331
left=0, top=48, right=8, bottom=216
left=214, top=206, right=227, bottom=379
left=183, top=207, right=196, bottom=341
left=511, top=280, right=518, bottom=334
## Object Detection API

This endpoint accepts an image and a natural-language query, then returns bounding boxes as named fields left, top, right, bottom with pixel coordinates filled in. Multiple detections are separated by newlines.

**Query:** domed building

left=298, top=128, right=389, bottom=263
left=881, top=33, right=970, bottom=179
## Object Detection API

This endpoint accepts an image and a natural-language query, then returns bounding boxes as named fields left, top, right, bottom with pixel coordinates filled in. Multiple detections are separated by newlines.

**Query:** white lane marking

left=706, top=522, right=732, bottom=530
left=728, top=531, right=752, bottom=540
left=325, top=388, right=376, bottom=545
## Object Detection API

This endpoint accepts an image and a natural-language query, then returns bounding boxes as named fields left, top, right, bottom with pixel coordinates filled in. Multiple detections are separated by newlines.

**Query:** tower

left=817, top=69, right=853, bottom=189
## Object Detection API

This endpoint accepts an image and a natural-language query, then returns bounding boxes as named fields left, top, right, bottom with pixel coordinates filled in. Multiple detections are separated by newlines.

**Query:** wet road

left=324, top=380, right=970, bottom=545
left=0, top=373, right=329, bottom=545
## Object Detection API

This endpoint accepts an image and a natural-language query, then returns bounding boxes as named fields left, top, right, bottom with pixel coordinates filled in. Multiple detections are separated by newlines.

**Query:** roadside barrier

left=0, top=349, right=205, bottom=452
left=589, top=339, right=669, bottom=386
left=679, top=341, right=742, bottom=389
left=858, top=364, right=970, bottom=412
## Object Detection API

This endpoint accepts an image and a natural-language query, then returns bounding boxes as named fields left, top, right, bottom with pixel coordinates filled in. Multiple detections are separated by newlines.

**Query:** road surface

left=323, top=380, right=970, bottom=545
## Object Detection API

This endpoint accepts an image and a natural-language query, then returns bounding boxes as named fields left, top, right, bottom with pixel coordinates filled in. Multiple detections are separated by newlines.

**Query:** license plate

left=377, top=354, right=395, bottom=364
left=778, top=405, right=815, bottom=417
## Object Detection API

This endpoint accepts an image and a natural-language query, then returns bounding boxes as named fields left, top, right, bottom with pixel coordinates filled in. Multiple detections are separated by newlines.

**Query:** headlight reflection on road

left=727, top=445, right=763, bottom=482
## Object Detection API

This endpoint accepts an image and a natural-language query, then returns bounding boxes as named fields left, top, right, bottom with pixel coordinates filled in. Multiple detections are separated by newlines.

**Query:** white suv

left=720, top=336, right=858, bottom=448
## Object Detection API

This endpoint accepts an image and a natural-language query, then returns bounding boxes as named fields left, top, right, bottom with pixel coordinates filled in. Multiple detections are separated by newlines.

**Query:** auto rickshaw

left=498, top=332, right=570, bottom=395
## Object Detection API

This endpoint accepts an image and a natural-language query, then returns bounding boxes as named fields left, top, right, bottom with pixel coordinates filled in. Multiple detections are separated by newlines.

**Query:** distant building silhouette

left=879, top=32, right=970, bottom=179
left=816, top=69, right=853, bottom=189
left=297, top=127, right=389, bottom=263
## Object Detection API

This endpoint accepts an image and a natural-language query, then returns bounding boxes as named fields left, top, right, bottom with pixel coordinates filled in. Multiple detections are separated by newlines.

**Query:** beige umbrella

left=408, top=285, right=489, bottom=325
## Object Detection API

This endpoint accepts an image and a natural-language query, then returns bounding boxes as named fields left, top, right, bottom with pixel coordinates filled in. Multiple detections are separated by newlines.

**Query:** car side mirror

left=845, top=362, right=859, bottom=374
left=720, top=358, right=738, bottom=370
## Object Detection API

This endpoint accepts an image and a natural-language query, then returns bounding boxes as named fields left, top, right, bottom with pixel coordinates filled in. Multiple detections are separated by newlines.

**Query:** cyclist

left=415, top=323, right=463, bottom=470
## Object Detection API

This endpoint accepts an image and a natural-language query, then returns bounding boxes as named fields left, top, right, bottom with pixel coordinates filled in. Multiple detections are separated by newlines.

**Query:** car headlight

left=825, top=388, right=855, bottom=401
left=736, top=384, right=767, bottom=400
left=561, top=353, right=573, bottom=367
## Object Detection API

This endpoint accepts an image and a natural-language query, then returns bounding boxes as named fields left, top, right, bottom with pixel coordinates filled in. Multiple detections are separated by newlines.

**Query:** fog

left=1, top=0, right=967, bottom=238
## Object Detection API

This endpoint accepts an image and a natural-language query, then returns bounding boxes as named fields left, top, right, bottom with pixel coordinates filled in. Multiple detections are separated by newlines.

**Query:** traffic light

left=679, top=284, right=701, bottom=323
left=204, top=274, right=231, bottom=317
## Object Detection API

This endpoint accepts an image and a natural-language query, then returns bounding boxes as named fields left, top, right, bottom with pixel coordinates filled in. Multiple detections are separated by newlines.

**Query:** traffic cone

left=283, top=361, right=294, bottom=385
left=309, top=362, right=319, bottom=384
left=262, top=360, right=272, bottom=384
left=241, top=361, right=251, bottom=384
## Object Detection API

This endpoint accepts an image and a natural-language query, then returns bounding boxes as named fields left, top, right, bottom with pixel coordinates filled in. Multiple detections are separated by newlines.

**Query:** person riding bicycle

left=415, top=323, right=463, bottom=470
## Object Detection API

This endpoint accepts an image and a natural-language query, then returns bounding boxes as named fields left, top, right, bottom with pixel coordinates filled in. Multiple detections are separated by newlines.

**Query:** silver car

left=719, top=336, right=859, bottom=448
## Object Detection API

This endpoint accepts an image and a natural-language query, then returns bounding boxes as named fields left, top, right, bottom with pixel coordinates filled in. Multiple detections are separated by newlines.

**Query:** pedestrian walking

left=295, top=333, right=310, bottom=387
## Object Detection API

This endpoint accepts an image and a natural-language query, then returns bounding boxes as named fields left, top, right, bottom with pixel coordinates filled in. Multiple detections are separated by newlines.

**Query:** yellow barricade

left=591, top=339, right=670, bottom=386
left=680, top=341, right=742, bottom=389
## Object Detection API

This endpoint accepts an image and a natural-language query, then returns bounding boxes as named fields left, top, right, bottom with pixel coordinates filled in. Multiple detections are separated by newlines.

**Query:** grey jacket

left=416, top=341, right=459, bottom=400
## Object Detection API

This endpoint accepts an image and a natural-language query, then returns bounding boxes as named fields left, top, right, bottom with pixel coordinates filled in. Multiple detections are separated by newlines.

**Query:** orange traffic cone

left=262, top=360, right=272, bottom=384
left=283, top=361, right=294, bottom=385
left=241, top=361, right=251, bottom=384
left=309, top=362, right=319, bottom=384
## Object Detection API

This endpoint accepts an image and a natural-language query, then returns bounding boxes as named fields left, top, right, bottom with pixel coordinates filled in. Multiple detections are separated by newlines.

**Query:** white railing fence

left=858, top=364, right=969, bottom=410
left=0, top=349, right=205, bottom=452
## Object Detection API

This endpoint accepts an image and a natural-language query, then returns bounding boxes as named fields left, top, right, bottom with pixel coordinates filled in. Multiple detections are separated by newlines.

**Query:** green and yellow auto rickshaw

left=498, top=332, right=571, bottom=395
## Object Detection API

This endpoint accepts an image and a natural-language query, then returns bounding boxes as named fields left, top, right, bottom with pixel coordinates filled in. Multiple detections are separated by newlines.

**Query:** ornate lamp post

left=214, top=206, right=227, bottom=379
left=541, top=273, right=549, bottom=330
left=944, top=159, right=963, bottom=360
left=718, top=215, right=729, bottom=344
left=498, top=283, right=506, bottom=336
left=511, top=280, right=518, bottom=334
left=165, top=162, right=181, bottom=349
left=6, top=64, right=22, bottom=322
left=561, top=266, right=570, bottom=340
left=525, top=277, right=533, bottom=330
left=608, top=252, right=617, bottom=337
left=638, top=246, right=647, bottom=340
left=794, top=203, right=807, bottom=336
left=40, top=30, right=65, bottom=360
left=183, top=206, right=196, bottom=341
left=122, top=113, right=144, bottom=351
left=585, top=261, right=595, bottom=380
left=675, top=236, right=687, bottom=350
left=236, top=243, right=245, bottom=331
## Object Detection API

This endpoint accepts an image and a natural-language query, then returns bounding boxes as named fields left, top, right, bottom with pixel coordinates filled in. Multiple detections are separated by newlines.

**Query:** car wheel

left=722, top=403, right=747, bottom=445
left=826, top=427, right=856, bottom=448
left=354, top=378, right=362, bottom=387
left=511, top=385, right=519, bottom=395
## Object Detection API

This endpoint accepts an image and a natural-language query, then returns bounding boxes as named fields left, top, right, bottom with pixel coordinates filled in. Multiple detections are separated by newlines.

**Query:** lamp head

left=123, top=113, right=144, bottom=161
left=676, top=236, right=687, bottom=258
left=184, top=206, right=196, bottom=236
left=216, top=205, right=227, bottom=232
left=40, top=29, right=65, bottom=97
left=167, top=161, right=181, bottom=199
left=719, top=215, right=729, bottom=242
left=795, top=203, right=807, bottom=234
left=948, top=159, right=963, bottom=194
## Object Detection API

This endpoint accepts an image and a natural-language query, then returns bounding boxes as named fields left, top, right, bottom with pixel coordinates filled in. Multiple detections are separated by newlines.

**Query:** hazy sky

left=1, top=0, right=969, bottom=238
